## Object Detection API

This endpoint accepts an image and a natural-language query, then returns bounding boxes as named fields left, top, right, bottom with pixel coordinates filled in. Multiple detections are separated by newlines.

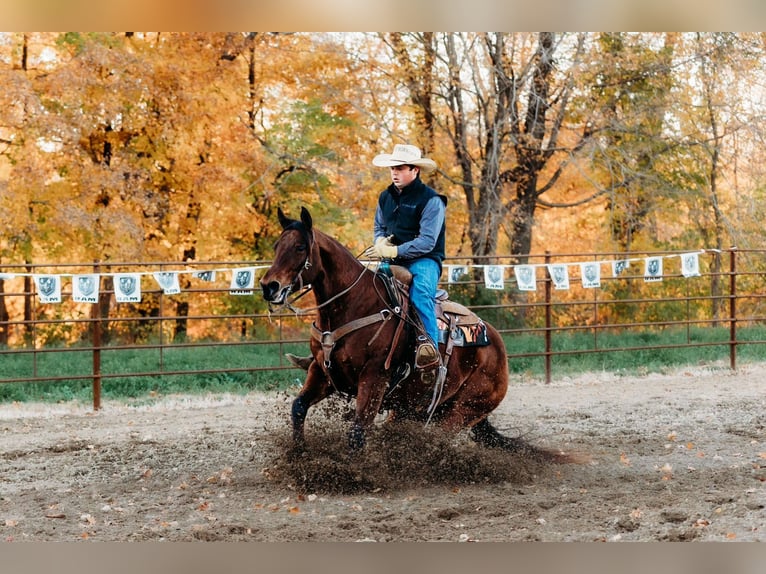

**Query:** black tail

left=470, top=418, right=586, bottom=464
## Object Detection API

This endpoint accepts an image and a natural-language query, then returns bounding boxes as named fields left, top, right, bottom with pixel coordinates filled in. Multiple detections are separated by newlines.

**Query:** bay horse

left=260, top=206, right=558, bottom=458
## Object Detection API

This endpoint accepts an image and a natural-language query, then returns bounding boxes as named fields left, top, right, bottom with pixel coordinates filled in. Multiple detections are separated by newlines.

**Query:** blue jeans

left=400, top=257, right=441, bottom=347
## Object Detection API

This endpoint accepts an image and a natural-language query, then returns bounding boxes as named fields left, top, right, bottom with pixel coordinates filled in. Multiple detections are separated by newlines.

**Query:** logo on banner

left=193, top=270, right=216, bottom=282
left=448, top=265, right=467, bottom=284
left=580, top=262, right=601, bottom=289
left=153, top=272, right=180, bottom=294
left=115, top=274, right=142, bottom=302
left=644, top=257, right=663, bottom=282
left=681, top=253, right=700, bottom=277
left=230, top=267, right=255, bottom=295
left=547, top=264, right=570, bottom=290
left=513, top=265, right=536, bottom=291
left=73, top=274, right=99, bottom=303
left=34, top=275, right=62, bottom=303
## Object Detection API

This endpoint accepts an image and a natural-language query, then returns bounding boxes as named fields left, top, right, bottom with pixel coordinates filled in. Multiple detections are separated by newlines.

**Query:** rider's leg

left=403, top=257, right=441, bottom=367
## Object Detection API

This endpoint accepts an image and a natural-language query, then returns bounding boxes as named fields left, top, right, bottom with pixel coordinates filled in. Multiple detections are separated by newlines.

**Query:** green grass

left=0, top=341, right=309, bottom=404
left=502, top=324, right=766, bottom=377
left=3, top=325, right=766, bottom=404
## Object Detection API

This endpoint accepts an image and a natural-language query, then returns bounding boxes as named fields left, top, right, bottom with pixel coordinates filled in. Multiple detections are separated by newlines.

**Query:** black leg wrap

left=291, top=396, right=309, bottom=424
left=348, top=424, right=366, bottom=451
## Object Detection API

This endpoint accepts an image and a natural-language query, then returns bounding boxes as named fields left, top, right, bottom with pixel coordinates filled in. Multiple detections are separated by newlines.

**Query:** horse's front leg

left=348, top=369, right=389, bottom=451
left=291, top=362, right=333, bottom=449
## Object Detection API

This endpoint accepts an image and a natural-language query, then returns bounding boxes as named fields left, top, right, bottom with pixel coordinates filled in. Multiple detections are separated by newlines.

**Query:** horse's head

left=260, top=206, right=315, bottom=306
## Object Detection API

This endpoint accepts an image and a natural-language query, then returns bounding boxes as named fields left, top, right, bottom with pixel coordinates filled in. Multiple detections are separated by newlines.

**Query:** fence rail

left=2, top=248, right=766, bottom=409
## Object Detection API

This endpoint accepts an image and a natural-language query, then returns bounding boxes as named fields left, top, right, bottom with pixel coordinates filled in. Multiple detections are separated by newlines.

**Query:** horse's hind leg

left=471, top=418, right=531, bottom=452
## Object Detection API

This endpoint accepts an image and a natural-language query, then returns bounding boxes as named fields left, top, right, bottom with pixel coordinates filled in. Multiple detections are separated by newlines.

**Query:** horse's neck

left=312, top=233, right=375, bottom=323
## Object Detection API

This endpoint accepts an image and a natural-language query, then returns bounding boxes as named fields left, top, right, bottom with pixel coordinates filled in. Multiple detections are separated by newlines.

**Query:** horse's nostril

left=261, top=280, right=281, bottom=300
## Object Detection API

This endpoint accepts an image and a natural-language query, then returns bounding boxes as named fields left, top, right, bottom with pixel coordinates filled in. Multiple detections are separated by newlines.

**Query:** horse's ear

left=277, top=207, right=290, bottom=230
left=300, top=207, right=313, bottom=231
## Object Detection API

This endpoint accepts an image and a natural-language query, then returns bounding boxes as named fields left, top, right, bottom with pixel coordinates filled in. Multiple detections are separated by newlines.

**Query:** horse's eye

left=296, top=244, right=307, bottom=253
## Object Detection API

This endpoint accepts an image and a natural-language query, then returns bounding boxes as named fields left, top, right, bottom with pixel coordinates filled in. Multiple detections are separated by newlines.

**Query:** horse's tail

left=470, top=418, right=588, bottom=465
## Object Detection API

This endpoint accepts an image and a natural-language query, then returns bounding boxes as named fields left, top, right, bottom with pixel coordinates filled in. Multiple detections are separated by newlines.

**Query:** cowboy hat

left=372, top=144, right=437, bottom=173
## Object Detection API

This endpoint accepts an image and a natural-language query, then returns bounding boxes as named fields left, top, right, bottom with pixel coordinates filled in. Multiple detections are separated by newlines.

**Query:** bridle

left=267, top=224, right=371, bottom=316
left=278, top=265, right=370, bottom=316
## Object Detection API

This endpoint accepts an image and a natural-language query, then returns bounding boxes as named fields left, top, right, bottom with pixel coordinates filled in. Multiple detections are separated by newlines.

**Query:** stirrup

left=415, top=338, right=440, bottom=370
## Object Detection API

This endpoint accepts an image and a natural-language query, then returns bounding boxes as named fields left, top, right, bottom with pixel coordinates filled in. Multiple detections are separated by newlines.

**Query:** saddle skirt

left=385, top=264, right=490, bottom=348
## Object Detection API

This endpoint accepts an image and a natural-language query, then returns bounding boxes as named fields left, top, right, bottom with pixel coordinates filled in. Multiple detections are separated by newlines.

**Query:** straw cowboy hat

left=372, top=144, right=437, bottom=173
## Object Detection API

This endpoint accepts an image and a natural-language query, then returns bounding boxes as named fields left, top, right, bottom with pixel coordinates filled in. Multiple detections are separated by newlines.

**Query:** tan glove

left=375, top=235, right=395, bottom=249
left=373, top=241, right=398, bottom=259
left=362, top=235, right=395, bottom=259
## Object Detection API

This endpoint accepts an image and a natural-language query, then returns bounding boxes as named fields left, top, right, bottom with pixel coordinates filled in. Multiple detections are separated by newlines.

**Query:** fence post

left=92, top=262, right=102, bottom=410
left=544, top=251, right=552, bottom=384
left=729, top=247, right=737, bottom=371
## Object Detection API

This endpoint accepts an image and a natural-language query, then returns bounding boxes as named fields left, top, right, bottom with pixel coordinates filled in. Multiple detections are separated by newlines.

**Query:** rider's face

left=390, top=165, right=419, bottom=189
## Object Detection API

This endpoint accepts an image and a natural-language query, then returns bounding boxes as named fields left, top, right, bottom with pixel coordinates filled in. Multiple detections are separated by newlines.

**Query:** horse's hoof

left=287, top=441, right=307, bottom=461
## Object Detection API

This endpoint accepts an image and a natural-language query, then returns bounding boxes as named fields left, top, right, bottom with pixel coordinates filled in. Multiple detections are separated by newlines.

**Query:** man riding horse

left=293, top=144, right=448, bottom=390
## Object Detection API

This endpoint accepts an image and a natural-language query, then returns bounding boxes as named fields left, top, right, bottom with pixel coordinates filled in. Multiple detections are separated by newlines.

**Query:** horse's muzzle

left=261, top=279, right=293, bottom=305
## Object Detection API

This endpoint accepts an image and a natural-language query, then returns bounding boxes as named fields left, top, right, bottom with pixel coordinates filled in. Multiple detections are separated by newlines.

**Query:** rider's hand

left=375, top=235, right=395, bottom=249
left=362, top=235, right=396, bottom=259
left=373, top=242, right=398, bottom=259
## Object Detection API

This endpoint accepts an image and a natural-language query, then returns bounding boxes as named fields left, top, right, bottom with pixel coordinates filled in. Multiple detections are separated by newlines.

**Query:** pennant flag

left=114, top=273, right=142, bottom=303
left=680, top=252, right=700, bottom=278
left=193, top=270, right=216, bottom=282
left=34, top=274, right=62, bottom=303
left=448, top=265, right=467, bottom=284
left=484, top=265, right=505, bottom=290
left=72, top=274, right=100, bottom=303
left=230, top=267, right=256, bottom=295
left=513, top=265, right=536, bottom=291
left=153, top=271, right=181, bottom=294
left=580, top=262, right=601, bottom=289
left=612, top=259, right=630, bottom=276
left=644, top=257, right=663, bottom=282
left=547, top=264, right=570, bottom=290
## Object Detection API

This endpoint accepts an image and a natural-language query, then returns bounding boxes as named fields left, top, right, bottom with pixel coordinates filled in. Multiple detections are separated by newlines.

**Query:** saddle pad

left=437, top=317, right=490, bottom=347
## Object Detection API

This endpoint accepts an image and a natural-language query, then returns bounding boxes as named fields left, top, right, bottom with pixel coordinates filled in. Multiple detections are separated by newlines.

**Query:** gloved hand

left=373, top=242, right=398, bottom=259
left=362, top=235, right=396, bottom=259
left=375, top=235, right=395, bottom=249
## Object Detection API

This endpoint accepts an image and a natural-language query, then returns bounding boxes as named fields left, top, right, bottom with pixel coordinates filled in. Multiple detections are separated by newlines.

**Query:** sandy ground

left=1, top=362, right=764, bottom=542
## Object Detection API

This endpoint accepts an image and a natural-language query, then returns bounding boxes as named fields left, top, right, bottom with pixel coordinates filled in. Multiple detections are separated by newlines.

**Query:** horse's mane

left=312, top=227, right=366, bottom=272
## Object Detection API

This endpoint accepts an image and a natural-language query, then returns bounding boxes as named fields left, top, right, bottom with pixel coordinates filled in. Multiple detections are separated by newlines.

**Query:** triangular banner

left=448, top=265, right=467, bottom=284
left=153, top=271, right=181, bottom=294
left=484, top=265, right=505, bottom=290
left=230, top=267, right=256, bottom=295
left=612, top=259, right=630, bottom=276
left=644, top=257, right=663, bottom=282
left=680, top=252, right=700, bottom=278
left=193, top=270, right=216, bottom=282
left=547, top=264, right=570, bottom=290
left=114, top=273, right=142, bottom=303
left=72, top=274, right=100, bottom=303
left=34, top=274, right=62, bottom=303
left=513, top=265, right=536, bottom=291
left=580, top=262, right=601, bottom=289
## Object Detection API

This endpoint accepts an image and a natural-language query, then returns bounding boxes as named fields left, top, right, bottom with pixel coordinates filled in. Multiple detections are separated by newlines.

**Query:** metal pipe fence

left=2, top=248, right=766, bottom=409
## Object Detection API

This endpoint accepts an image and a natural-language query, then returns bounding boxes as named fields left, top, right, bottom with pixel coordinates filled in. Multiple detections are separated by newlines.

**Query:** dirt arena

left=1, top=362, right=764, bottom=542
